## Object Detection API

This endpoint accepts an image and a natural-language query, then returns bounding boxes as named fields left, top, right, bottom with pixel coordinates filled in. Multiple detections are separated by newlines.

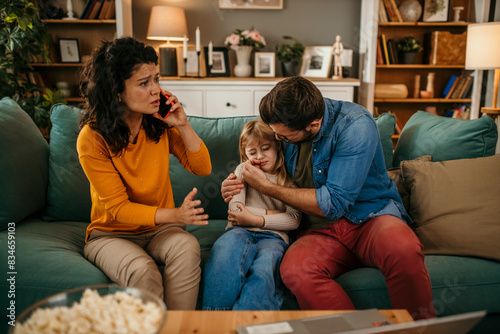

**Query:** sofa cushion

left=43, top=104, right=91, bottom=222
left=393, top=111, right=497, bottom=167
left=170, top=116, right=257, bottom=219
left=0, top=97, right=49, bottom=229
left=401, top=154, right=500, bottom=261
left=374, top=113, right=396, bottom=169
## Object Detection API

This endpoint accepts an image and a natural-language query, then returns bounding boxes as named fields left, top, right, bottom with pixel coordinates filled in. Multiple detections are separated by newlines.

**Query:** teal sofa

left=1, top=97, right=499, bottom=333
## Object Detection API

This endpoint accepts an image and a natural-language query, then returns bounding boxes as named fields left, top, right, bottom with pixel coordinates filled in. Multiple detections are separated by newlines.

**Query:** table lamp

left=465, top=22, right=500, bottom=117
left=147, top=6, right=188, bottom=77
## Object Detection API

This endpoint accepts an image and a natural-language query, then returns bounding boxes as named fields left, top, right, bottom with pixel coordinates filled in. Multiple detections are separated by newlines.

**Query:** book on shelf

left=382, top=0, right=402, bottom=22
left=444, top=105, right=470, bottom=119
left=376, top=38, right=384, bottom=65
left=80, top=0, right=94, bottom=19
left=460, top=77, right=473, bottom=98
left=380, top=34, right=390, bottom=64
left=378, top=0, right=388, bottom=23
left=87, top=0, right=104, bottom=20
left=387, top=39, right=398, bottom=64
left=444, top=75, right=462, bottom=99
left=442, top=75, right=458, bottom=98
left=98, top=0, right=115, bottom=19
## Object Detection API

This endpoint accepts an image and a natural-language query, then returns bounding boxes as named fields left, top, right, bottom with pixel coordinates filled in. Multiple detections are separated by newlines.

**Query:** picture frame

left=423, top=0, right=450, bottom=22
left=254, top=52, right=275, bottom=77
left=58, top=39, right=80, bottom=63
left=219, top=0, right=283, bottom=10
left=300, top=46, right=333, bottom=78
left=204, top=46, right=230, bottom=77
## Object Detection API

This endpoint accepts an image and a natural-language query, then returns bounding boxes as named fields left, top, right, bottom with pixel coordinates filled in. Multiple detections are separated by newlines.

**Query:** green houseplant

left=275, top=36, right=305, bottom=77
left=396, top=36, right=422, bottom=64
left=0, top=0, right=65, bottom=137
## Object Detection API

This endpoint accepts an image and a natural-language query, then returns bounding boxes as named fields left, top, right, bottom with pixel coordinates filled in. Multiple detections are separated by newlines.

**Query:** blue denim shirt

left=284, top=98, right=411, bottom=225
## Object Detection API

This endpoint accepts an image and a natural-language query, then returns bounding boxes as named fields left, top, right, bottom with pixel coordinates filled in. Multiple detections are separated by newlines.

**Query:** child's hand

left=178, top=188, right=209, bottom=225
left=228, top=204, right=264, bottom=228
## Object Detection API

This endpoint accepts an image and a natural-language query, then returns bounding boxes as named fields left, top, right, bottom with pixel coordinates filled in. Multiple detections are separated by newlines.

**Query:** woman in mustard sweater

left=76, top=37, right=211, bottom=310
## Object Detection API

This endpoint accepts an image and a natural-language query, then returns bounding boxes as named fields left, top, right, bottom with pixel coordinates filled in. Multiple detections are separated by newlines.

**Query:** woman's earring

left=118, top=95, right=122, bottom=103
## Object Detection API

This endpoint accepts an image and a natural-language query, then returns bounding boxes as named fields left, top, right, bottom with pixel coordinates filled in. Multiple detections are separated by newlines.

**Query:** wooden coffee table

left=159, top=309, right=413, bottom=334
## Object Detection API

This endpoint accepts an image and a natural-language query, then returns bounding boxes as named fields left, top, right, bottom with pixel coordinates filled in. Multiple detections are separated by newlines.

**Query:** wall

left=131, top=0, right=362, bottom=77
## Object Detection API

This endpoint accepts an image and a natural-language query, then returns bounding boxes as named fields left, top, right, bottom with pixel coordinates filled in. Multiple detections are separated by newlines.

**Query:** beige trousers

left=84, top=224, right=201, bottom=310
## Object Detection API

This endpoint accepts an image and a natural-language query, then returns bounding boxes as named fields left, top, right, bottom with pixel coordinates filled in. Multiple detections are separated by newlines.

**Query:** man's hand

left=228, top=204, right=264, bottom=228
left=241, top=160, right=269, bottom=190
left=221, top=173, right=244, bottom=203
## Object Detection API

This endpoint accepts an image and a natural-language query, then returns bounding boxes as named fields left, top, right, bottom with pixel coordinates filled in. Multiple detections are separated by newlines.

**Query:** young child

left=202, top=119, right=301, bottom=310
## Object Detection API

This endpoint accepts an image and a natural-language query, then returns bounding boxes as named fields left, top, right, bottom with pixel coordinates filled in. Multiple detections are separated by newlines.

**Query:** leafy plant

left=396, top=36, right=422, bottom=53
left=275, top=36, right=305, bottom=63
left=0, top=0, right=63, bottom=134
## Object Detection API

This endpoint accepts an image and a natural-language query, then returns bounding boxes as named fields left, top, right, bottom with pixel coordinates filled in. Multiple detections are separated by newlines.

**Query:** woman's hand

left=228, top=204, right=264, bottom=228
left=221, top=173, right=244, bottom=203
left=153, top=90, right=188, bottom=127
left=178, top=188, right=209, bottom=225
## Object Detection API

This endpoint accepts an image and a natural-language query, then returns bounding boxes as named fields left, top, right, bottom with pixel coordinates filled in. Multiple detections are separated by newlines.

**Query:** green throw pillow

left=374, top=113, right=396, bottom=169
left=43, top=104, right=91, bottom=222
left=0, top=97, right=49, bottom=229
left=393, top=111, right=497, bottom=167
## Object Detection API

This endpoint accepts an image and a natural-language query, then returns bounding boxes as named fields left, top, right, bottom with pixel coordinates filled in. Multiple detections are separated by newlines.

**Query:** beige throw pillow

left=400, top=154, right=500, bottom=261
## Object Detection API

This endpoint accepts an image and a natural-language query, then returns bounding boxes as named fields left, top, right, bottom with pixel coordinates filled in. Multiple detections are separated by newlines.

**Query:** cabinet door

left=206, top=90, right=252, bottom=117
left=318, top=87, right=354, bottom=102
left=170, top=89, right=203, bottom=116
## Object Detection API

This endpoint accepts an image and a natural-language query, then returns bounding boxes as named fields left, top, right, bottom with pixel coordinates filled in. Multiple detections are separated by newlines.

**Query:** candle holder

left=182, top=57, right=188, bottom=78
left=196, top=51, right=201, bottom=78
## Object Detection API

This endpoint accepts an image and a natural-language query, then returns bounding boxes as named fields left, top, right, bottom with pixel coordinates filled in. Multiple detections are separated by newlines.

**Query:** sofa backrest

left=0, top=97, right=49, bottom=230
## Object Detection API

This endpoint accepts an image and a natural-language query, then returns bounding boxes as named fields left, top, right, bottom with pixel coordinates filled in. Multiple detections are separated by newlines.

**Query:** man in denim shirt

left=222, top=77, right=436, bottom=320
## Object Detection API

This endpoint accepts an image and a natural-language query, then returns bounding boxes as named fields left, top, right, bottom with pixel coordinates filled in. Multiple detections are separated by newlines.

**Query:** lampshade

left=147, top=6, right=188, bottom=42
left=147, top=6, right=188, bottom=77
left=465, top=22, right=500, bottom=70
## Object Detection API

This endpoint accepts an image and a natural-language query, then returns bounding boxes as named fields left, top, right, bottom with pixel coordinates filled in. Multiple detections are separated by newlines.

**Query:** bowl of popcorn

left=12, top=285, right=166, bottom=334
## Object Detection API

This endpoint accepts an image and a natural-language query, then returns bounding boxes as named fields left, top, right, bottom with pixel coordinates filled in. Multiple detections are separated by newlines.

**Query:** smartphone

left=158, top=89, right=174, bottom=119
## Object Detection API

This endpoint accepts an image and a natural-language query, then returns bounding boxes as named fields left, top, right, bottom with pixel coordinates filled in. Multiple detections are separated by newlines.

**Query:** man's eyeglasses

left=274, top=129, right=302, bottom=143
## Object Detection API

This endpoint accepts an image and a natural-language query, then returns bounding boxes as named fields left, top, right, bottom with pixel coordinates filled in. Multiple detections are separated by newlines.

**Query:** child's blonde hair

left=239, top=119, right=291, bottom=186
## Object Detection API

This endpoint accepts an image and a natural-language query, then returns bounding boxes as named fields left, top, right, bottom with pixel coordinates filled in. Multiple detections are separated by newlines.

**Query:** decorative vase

left=281, top=61, right=301, bottom=77
left=234, top=45, right=253, bottom=77
left=398, top=0, right=422, bottom=22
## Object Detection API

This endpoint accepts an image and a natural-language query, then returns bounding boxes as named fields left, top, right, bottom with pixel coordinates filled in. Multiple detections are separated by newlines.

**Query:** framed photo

left=204, top=46, right=230, bottom=77
left=423, top=0, right=449, bottom=22
left=219, top=0, right=283, bottom=10
left=254, top=52, right=275, bottom=77
left=58, top=39, right=80, bottom=63
left=300, top=46, right=333, bottom=78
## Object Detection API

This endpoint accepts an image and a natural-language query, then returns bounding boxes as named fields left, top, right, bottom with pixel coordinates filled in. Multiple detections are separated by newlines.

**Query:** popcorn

left=15, top=289, right=164, bottom=334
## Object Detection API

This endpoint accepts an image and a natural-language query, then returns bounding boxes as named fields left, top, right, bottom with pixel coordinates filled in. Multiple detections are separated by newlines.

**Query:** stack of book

left=442, top=75, right=473, bottom=99
left=378, top=0, right=403, bottom=23
left=377, top=35, right=399, bottom=65
left=80, top=0, right=116, bottom=20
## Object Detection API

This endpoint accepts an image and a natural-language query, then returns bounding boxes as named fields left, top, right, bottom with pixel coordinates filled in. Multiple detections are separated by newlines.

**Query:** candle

left=196, top=27, right=200, bottom=52
left=183, top=35, right=187, bottom=59
left=208, top=41, right=213, bottom=66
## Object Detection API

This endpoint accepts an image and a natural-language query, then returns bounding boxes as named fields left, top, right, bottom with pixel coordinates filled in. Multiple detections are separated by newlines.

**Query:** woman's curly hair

left=79, top=37, right=168, bottom=155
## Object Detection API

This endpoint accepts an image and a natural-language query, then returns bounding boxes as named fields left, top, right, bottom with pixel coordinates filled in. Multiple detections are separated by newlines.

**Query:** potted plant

left=275, top=36, right=305, bottom=77
left=0, top=0, right=64, bottom=137
left=396, top=36, right=422, bottom=64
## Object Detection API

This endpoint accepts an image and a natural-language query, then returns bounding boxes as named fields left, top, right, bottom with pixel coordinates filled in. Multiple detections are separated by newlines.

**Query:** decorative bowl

left=11, top=284, right=166, bottom=334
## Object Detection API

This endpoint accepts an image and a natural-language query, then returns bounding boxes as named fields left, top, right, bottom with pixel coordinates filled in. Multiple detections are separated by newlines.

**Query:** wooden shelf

left=376, top=65, right=465, bottom=69
left=378, top=22, right=471, bottom=27
left=31, top=63, right=84, bottom=67
left=42, top=19, right=116, bottom=24
left=375, top=98, right=472, bottom=103
left=66, top=97, right=85, bottom=103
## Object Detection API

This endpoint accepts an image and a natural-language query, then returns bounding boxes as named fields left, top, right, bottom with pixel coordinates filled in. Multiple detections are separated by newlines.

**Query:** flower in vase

left=225, top=28, right=266, bottom=50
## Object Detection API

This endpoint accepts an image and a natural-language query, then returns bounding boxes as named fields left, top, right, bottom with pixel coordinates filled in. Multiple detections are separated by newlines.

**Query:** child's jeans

left=202, top=227, right=288, bottom=310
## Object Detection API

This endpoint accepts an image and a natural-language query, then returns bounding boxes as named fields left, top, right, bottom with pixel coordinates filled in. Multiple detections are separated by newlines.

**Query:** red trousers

left=280, top=215, right=436, bottom=320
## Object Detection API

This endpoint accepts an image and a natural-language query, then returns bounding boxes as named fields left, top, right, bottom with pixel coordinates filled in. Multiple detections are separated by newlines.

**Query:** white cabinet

left=160, top=78, right=360, bottom=117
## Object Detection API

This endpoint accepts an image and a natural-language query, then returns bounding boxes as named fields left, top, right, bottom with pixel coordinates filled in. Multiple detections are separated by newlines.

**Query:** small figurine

left=331, top=35, right=344, bottom=79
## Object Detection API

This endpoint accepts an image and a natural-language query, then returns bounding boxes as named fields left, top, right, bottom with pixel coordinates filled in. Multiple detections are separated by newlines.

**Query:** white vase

left=234, top=46, right=253, bottom=77
left=398, top=0, right=422, bottom=22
